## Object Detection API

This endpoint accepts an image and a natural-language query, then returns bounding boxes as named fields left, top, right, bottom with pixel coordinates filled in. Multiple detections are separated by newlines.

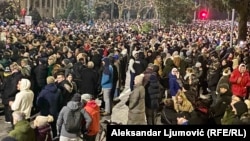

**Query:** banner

left=25, top=16, right=32, bottom=25
left=107, top=125, right=249, bottom=140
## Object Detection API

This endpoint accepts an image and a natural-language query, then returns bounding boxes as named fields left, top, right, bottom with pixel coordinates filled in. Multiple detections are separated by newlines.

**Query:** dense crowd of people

left=0, top=19, right=249, bottom=141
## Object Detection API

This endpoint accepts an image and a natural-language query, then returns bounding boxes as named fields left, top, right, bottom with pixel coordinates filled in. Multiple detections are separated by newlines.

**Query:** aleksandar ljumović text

left=111, top=129, right=205, bottom=138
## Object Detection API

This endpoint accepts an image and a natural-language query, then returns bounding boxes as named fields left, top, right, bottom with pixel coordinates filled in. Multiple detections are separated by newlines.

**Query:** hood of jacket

left=14, top=120, right=33, bottom=133
left=44, top=83, right=58, bottom=93
left=20, top=78, right=31, bottom=91
left=67, top=101, right=81, bottom=111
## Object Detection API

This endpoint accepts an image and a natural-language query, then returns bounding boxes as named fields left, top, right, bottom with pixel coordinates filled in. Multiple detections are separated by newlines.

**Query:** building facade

left=21, top=0, right=69, bottom=18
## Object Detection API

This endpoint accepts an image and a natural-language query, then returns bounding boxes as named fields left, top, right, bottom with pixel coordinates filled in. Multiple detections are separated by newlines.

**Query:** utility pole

left=27, top=0, right=30, bottom=15
left=111, top=0, right=114, bottom=22
left=193, top=0, right=197, bottom=22
left=230, top=9, right=235, bottom=48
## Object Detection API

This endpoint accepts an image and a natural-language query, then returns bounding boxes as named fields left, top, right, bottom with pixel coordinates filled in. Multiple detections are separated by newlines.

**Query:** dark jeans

left=4, top=104, right=12, bottom=123
left=83, top=134, right=97, bottom=141
left=130, top=72, right=135, bottom=91
left=145, top=108, right=157, bottom=125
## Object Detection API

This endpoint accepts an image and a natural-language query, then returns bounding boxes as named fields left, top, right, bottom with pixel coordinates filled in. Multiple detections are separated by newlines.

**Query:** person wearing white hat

left=81, top=94, right=100, bottom=141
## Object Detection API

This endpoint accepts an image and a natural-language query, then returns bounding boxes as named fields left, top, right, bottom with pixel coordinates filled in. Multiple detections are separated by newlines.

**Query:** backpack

left=64, top=107, right=83, bottom=133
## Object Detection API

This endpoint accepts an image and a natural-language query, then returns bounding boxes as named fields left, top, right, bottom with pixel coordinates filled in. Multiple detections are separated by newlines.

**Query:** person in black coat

left=210, top=83, right=232, bottom=124
left=1, top=62, right=23, bottom=123
left=145, top=73, right=161, bottom=125
left=161, top=98, right=177, bottom=125
left=79, top=61, right=98, bottom=98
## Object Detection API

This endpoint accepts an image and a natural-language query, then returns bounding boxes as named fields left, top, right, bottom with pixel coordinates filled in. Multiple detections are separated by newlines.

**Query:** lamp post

left=27, top=0, right=30, bottom=15
left=230, top=9, right=235, bottom=48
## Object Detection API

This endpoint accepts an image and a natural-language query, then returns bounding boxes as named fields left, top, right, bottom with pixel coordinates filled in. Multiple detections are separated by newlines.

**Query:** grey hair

left=12, top=111, right=26, bottom=122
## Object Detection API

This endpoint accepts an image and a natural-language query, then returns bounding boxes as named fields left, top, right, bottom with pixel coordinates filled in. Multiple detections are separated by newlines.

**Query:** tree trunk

left=118, top=7, right=123, bottom=19
left=238, top=8, right=248, bottom=41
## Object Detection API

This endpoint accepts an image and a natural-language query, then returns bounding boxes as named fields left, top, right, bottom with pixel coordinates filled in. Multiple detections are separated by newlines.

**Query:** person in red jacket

left=81, top=94, right=100, bottom=141
left=229, top=64, right=250, bottom=99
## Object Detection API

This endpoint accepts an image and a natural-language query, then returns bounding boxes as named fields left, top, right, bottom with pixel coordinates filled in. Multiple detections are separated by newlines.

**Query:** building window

left=57, top=0, right=60, bottom=7
left=62, top=0, right=64, bottom=8
left=35, top=0, right=39, bottom=7
left=42, top=0, right=45, bottom=8
left=47, top=0, right=50, bottom=7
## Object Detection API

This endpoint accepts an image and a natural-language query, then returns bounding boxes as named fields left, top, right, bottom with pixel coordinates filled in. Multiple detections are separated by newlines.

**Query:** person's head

left=56, top=72, right=65, bottom=83
left=87, top=61, right=94, bottom=69
left=17, top=78, right=31, bottom=91
left=239, top=64, right=246, bottom=73
left=33, top=115, right=54, bottom=127
left=48, top=55, right=56, bottom=65
left=232, top=101, right=248, bottom=117
left=10, top=62, right=21, bottom=73
left=163, top=98, right=174, bottom=109
left=71, top=93, right=81, bottom=102
left=171, top=68, right=179, bottom=76
left=176, top=91, right=187, bottom=104
left=46, top=76, right=55, bottom=84
left=66, top=73, right=73, bottom=82
left=20, top=58, right=29, bottom=67
left=81, top=94, right=93, bottom=104
left=12, top=111, right=26, bottom=125
left=219, top=83, right=229, bottom=94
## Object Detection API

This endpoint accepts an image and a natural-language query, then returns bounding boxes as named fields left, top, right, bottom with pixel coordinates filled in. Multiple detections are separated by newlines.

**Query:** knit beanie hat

left=63, top=59, right=70, bottom=65
left=46, top=76, right=55, bottom=84
left=233, top=101, right=248, bottom=116
left=219, top=83, right=229, bottom=90
left=34, top=115, right=54, bottom=127
left=71, top=93, right=81, bottom=102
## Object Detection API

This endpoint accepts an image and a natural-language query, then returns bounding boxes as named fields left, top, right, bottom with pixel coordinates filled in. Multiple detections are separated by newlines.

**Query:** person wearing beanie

left=9, top=78, right=34, bottom=120
left=34, top=115, right=54, bottom=141
left=71, top=93, right=81, bottom=102
left=36, top=76, right=61, bottom=138
left=57, top=92, right=92, bottom=141
left=127, top=74, right=146, bottom=125
left=216, top=67, right=231, bottom=95
left=232, top=101, right=248, bottom=117
left=221, top=95, right=247, bottom=125
left=210, top=83, right=232, bottom=124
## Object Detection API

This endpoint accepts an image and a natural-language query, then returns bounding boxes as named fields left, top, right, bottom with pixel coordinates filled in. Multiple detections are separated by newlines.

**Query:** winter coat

left=34, top=124, right=53, bottom=141
left=57, top=101, right=92, bottom=138
left=210, top=91, right=232, bottom=124
left=229, top=65, right=250, bottom=98
left=34, top=63, right=48, bottom=89
left=11, top=79, right=34, bottom=119
left=79, top=68, right=98, bottom=96
left=1, top=71, right=23, bottom=104
left=146, top=74, right=161, bottom=109
left=37, top=83, right=61, bottom=118
left=127, top=85, right=146, bottom=125
left=169, top=73, right=181, bottom=97
left=101, top=65, right=113, bottom=89
left=9, top=120, right=36, bottom=141
left=84, top=100, right=100, bottom=136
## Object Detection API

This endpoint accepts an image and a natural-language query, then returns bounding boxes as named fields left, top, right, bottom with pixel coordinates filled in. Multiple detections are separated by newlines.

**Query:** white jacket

left=11, top=79, right=34, bottom=119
